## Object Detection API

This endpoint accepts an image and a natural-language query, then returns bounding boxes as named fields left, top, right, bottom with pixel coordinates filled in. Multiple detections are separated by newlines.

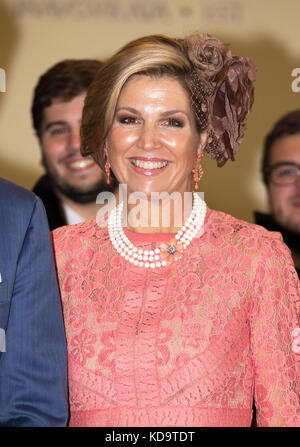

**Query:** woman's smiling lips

left=129, top=157, right=170, bottom=176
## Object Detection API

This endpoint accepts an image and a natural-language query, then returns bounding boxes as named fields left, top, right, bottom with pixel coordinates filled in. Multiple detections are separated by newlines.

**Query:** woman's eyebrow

left=160, top=109, right=188, bottom=117
left=116, top=107, right=138, bottom=114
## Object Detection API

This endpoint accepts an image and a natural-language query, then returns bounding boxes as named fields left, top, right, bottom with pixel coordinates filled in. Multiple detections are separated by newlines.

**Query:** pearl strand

left=108, top=192, right=207, bottom=269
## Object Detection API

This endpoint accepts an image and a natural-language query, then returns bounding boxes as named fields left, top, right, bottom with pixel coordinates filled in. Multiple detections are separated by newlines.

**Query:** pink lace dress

left=52, top=209, right=300, bottom=427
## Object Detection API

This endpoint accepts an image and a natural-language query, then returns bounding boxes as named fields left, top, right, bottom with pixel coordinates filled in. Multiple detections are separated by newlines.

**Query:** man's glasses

left=265, top=162, right=300, bottom=185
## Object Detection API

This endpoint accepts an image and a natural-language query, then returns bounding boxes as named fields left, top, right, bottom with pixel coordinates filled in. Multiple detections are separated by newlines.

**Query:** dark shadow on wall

left=200, top=34, right=300, bottom=223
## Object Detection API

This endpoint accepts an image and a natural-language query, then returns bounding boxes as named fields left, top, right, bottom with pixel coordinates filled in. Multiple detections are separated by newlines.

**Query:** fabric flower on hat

left=186, top=32, right=257, bottom=167
left=207, top=56, right=257, bottom=166
left=187, top=33, right=230, bottom=80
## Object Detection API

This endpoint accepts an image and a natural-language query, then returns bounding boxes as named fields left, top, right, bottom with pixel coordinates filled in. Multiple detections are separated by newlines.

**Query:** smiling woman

left=52, top=32, right=300, bottom=427
left=107, top=76, right=201, bottom=202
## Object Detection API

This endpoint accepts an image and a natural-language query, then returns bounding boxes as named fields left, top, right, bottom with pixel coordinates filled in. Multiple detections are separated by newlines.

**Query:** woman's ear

left=197, top=130, right=208, bottom=155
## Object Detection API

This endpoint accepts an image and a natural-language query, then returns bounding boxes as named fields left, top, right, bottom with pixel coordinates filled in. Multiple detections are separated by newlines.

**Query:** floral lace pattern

left=52, top=209, right=300, bottom=427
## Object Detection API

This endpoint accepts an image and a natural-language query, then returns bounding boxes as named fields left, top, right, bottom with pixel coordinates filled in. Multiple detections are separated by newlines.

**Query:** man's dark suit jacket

left=0, top=178, right=68, bottom=426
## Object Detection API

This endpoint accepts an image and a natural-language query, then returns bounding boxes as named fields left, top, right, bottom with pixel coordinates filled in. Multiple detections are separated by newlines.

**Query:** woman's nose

left=138, top=124, right=161, bottom=151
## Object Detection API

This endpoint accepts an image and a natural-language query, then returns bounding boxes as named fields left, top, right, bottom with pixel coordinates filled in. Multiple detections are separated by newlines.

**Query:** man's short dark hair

left=262, top=109, right=300, bottom=185
left=31, top=59, right=102, bottom=139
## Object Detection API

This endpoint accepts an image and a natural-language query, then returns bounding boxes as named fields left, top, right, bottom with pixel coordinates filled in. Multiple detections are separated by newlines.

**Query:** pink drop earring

left=104, top=147, right=111, bottom=185
left=192, top=153, right=204, bottom=190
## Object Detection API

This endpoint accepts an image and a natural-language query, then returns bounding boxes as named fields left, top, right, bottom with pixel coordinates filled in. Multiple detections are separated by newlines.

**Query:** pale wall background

left=0, top=0, right=300, bottom=223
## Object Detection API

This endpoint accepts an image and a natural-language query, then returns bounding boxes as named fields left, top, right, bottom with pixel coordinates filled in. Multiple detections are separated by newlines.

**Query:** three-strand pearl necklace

left=108, top=192, right=207, bottom=269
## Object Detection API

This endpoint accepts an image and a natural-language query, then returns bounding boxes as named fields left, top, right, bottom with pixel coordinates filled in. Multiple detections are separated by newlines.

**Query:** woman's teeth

left=131, top=159, right=168, bottom=169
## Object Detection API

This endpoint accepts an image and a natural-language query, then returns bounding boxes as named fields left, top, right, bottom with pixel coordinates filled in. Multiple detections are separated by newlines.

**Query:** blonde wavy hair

left=81, top=33, right=256, bottom=169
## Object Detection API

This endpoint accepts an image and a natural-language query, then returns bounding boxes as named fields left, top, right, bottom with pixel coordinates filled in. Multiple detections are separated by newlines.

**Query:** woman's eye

left=165, top=118, right=184, bottom=128
left=119, top=116, right=138, bottom=125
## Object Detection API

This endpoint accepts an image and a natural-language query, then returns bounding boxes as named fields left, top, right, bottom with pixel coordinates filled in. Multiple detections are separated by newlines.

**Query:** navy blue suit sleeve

left=0, top=196, right=68, bottom=426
